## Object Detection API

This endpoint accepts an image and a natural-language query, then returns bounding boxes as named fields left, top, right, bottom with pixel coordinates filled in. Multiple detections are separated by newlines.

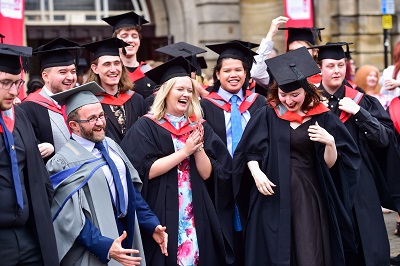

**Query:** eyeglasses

left=0, top=79, right=25, bottom=90
left=74, top=113, right=107, bottom=125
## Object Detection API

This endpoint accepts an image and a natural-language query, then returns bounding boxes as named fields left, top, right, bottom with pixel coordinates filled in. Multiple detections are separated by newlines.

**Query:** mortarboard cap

left=265, top=46, right=320, bottom=93
left=145, top=56, right=196, bottom=85
left=33, top=38, right=81, bottom=70
left=206, top=41, right=258, bottom=66
left=51, top=81, right=105, bottom=116
left=102, top=11, right=149, bottom=32
left=279, top=27, right=324, bottom=46
left=229, top=40, right=259, bottom=50
left=311, top=42, right=353, bottom=61
left=81, top=37, right=130, bottom=60
left=155, top=42, right=207, bottom=74
left=0, top=44, right=32, bottom=74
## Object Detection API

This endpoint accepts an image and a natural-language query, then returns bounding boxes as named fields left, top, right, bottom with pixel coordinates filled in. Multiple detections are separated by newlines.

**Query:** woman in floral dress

left=121, top=56, right=234, bottom=266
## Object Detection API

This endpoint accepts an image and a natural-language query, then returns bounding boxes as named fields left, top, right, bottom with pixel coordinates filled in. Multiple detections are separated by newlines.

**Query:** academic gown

left=12, top=106, right=59, bottom=265
left=100, top=92, right=146, bottom=144
left=121, top=116, right=235, bottom=266
left=126, top=63, right=157, bottom=99
left=200, top=92, right=267, bottom=145
left=321, top=83, right=400, bottom=266
left=232, top=105, right=361, bottom=266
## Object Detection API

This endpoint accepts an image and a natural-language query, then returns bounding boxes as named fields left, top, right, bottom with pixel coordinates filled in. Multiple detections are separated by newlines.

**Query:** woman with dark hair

left=82, top=37, right=146, bottom=144
left=233, top=47, right=360, bottom=266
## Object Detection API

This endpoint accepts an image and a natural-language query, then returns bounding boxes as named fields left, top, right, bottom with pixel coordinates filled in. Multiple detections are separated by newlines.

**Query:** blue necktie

left=230, top=95, right=243, bottom=231
left=94, top=142, right=126, bottom=217
left=230, top=95, right=242, bottom=155
left=0, top=115, right=23, bottom=209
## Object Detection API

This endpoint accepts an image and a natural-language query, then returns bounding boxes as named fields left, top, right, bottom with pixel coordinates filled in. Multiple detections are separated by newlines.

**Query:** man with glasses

left=0, top=43, right=59, bottom=265
left=46, top=82, right=168, bottom=266
left=20, top=38, right=81, bottom=162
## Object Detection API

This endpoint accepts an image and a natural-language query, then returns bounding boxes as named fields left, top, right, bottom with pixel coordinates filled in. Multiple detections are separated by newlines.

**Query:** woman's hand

left=266, top=16, right=289, bottom=40
left=183, top=123, right=204, bottom=156
left=384, top=78, right=400, bottom=90
left=308, top=121, right=335, bottom=146
left=247, top=161, right=276, bottom=196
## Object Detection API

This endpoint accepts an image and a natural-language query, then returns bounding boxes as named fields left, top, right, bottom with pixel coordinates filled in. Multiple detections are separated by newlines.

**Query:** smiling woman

left=121, top=56, right=235, bottom=266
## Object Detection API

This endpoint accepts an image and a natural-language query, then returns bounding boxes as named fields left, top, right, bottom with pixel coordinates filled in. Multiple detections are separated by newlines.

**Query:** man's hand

left=109, top=231, right=142, bottom=265
left=38, top=142, right=54, bottom=158
left=338, top=97, right=360, bottom=115
left=153, top=225, right=168, bottom=256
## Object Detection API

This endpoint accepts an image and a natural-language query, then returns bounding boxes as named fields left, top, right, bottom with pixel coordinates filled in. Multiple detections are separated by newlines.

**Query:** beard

left=79, top=123, right=106, bottom=143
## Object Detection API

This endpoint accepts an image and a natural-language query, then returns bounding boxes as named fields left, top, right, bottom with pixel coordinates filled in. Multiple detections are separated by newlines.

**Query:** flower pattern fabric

left=167, top=114, right=199, bottom=266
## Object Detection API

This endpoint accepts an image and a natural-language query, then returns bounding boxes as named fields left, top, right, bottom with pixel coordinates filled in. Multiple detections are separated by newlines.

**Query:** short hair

left=113, top=26, right=142, bottom=40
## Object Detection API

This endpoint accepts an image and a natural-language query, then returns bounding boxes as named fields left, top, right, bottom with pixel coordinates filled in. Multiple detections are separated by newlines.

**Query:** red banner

left=284, top=0, right=314, bottom=28
left=0, top=0, right=26, bottom=99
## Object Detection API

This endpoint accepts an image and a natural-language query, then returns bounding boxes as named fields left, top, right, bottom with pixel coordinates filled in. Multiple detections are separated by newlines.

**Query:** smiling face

left=71, top=103, right=106, bottom=142
left=165, top=76, right=193, bottom=117
left=366, top=70, right=378, bottom=90
left=91, top=55, right=122, bottom=92
left=42, top=64, right=77, bottom=93
left=216, top=58, right=246, bottom=94
left=278, top=87, right=306, bottom=114
left=320, top=58, right=346, bottom=93
left=116, top=28, right=140, bottom=57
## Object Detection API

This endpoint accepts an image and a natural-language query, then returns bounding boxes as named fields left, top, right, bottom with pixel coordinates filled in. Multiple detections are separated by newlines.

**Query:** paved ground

left=385, top=211, right=400, bottom=259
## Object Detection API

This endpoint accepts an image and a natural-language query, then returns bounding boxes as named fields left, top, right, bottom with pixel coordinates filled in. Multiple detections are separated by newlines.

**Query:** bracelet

left=195, top=145, right=204, bottom=153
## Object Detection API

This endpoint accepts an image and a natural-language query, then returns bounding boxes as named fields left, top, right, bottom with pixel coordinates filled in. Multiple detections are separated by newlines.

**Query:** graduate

left=82, top=37, right=146, bottom=144
left=233, top=47, right=361, bottom=266
left=121, top=56, right=234, bottom=266
left=0, top=42, right=59, bottom=265
left=103, top=11, right=156, bottom=99
left=314, top=42, right=400, bottom=265
left=20, top=37, right=81, bottom=161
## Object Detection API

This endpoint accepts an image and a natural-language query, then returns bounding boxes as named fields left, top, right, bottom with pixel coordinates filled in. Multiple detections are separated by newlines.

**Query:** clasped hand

left=184, top=123, right=204, bottom=155
left=308, top=121, right=335, bottom=146
left=338, top=97, right=360, bottom=115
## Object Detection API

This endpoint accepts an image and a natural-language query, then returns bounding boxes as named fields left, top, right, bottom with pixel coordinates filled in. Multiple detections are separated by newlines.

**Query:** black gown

left=321, top=83, right=400, bottom=265
left=233, top=105, right=361, bottom=266
left=290, top=120, right=331, bottom=266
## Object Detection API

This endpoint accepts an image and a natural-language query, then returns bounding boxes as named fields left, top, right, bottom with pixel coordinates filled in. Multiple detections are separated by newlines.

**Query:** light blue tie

left=230, top=95, right=242, bottom=154
left=230, top=95, right=242, bottom=231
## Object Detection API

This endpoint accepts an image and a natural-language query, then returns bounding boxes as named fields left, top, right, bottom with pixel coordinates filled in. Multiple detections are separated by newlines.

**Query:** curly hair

left=267, top=80, right=321, bottom=112
left=353, top=64, right=381, bottom=95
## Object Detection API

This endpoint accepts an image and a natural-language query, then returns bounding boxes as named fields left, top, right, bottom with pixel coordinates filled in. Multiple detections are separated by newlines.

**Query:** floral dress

left=167, top=114, right=200, bottom=266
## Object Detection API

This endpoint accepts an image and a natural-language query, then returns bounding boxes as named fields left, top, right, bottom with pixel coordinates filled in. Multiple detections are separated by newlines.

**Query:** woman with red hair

left=380, top=41, right=400, bottom=102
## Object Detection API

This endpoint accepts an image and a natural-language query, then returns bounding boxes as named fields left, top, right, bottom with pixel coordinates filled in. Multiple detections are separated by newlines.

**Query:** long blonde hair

left=150, top=76, right=203, bottom=121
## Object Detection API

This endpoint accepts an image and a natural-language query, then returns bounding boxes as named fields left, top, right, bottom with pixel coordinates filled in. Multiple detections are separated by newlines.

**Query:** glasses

left=0, top=79, right=25, bottom=90
left=75, top=113, right=107, bottom=125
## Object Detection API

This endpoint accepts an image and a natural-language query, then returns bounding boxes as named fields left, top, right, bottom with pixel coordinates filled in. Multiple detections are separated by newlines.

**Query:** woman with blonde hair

left=82, top=37, right=146, bottom=144
left=354, top=64, right=390, bottom=108
left=121, top=56, right=234, bottom=266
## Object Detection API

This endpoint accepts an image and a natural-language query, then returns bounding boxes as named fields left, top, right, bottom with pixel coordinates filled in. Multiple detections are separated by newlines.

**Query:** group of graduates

left=1, top=10, right=400, bottom=266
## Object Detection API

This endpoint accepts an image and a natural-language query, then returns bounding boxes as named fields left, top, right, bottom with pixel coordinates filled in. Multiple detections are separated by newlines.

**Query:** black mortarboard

left=229, top=40, right=259, bottom=50
left=155, top=42, right=207, bottom=75
left=145, top=56, right=196, bottom=85
left=279, top=27, right=324, bottom=46
left=102, top=11, right=149, bottom=32
left=82, top=37, right=129, bottom=60
left=311, top=42, right=353, bottom=61
left=0, top=44, right=32, bottom=74
left=265, top=46, right=320, bottom=93
left=51, top=81, right=105, bottom=115
left=206, top=41, right=258, bottom=67
left=33, top=38, right=81, bottom=70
